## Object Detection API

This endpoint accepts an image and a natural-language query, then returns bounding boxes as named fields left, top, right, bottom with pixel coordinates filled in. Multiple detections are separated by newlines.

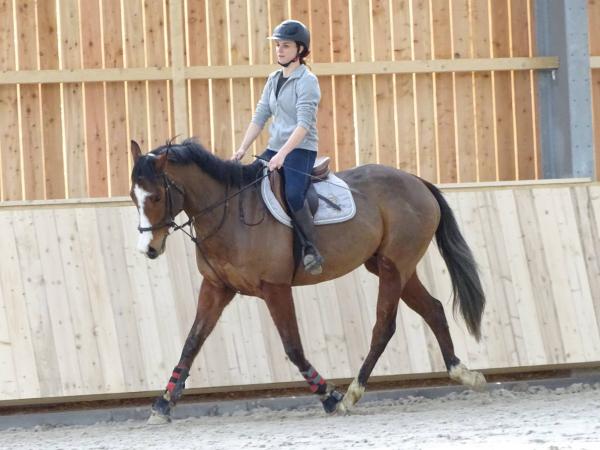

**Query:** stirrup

left=303, top=251, right=323, bottom=275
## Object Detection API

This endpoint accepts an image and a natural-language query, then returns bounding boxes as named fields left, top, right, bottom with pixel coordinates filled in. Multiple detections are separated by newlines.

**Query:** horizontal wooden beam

left=1, top=178, right=593, bottom=210
left=0, top=57, right=560, bottom=85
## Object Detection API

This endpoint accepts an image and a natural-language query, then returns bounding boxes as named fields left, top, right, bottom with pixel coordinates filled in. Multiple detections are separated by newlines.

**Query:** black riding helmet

left=268, top=19, right=310, bottom=58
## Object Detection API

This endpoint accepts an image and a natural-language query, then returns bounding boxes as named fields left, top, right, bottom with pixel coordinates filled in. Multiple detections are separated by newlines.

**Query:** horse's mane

left=137, top=138, right=264, bottom=187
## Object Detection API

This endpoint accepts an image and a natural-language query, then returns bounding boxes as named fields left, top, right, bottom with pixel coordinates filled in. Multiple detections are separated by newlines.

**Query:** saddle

left=269, top=156, right=331, bottom=215
left=261, top=156, right=356, bottom=228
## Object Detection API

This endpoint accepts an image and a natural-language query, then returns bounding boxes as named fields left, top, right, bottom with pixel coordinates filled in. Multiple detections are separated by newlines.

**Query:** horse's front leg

left=262, top=282, right=344, bottom=414
left=148, top=280, right=236, bottom=424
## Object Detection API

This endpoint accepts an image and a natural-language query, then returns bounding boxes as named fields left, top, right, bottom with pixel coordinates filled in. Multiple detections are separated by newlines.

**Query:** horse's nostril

left=147, top=247, right=158, bottom=259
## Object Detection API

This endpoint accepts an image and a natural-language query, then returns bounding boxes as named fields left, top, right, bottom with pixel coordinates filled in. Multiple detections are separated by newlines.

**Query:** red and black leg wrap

left=165, top=365, right=189, bottom=402
left=301, top=366, right=328, bottom=395
left=152, top=365, right=190, bottom=417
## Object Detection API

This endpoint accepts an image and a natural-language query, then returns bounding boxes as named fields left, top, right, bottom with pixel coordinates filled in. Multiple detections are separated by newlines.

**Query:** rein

left=139, top=168, right=270, bottom=241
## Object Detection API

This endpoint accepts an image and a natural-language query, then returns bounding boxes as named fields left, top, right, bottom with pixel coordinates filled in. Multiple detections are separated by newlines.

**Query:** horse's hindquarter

left=293, top=165, right=440, bottom=286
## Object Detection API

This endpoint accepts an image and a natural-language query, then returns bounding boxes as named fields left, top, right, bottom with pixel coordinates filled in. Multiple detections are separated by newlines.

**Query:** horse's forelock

left=132, top=153, right=161, bottom=182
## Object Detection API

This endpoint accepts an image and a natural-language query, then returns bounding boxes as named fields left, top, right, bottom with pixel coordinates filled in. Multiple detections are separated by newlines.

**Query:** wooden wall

left=0, top=0, right=553, bottom=202
left=2, top=182, right=600, bottom=404
left=590, top=0, right=600, bottom=179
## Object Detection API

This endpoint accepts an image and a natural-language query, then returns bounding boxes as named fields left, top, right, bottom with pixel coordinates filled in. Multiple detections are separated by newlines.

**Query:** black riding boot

left=290, top=202, right=324, bottom=275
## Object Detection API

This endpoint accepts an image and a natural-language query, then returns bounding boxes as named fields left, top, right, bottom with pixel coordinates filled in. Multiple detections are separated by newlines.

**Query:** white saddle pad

left=260, top=168, right=356, bottom=228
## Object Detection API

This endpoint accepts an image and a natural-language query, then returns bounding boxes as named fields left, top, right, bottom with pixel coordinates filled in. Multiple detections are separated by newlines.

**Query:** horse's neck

left=170, top=164, right=259, bottom=241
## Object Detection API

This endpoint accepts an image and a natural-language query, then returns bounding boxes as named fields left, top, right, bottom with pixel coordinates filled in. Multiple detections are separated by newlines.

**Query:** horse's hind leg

left=148, top=280, right=236, bottom=424
left=261, top=282, right=344, bottom=414
left=401, top=272, right=485, bottom=389
left=340, top=255, right=404, bottom=412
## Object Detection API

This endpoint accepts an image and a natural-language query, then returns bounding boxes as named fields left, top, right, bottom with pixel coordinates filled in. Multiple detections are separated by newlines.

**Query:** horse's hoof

left=340, top=378, right=365, bottom=411
left=147, top=410, right=171, bottom=425
left=449, top=363, right=487, bottom=390
left=321, top=389, right=344, bottom=414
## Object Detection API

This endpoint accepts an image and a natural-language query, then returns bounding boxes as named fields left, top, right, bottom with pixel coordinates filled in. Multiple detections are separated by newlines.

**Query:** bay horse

left=129, top=138, right=486, bottom=424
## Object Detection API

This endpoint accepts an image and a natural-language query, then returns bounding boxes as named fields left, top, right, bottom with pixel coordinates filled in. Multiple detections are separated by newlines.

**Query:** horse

left=129, top=138, right=486, bottom=424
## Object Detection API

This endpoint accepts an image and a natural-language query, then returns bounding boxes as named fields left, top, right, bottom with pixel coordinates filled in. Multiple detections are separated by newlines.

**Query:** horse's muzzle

left=147, top=246, right=159, bottom=259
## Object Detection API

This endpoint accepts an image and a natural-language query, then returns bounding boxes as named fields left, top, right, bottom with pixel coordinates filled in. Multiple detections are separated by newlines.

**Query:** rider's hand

left=231, top=148, right=246, bottom=161
left=268, top=152, right=286, bottom=171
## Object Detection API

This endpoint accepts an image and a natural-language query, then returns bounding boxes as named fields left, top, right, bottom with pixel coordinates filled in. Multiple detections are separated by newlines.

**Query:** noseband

left=137, top=173, right=184, bottom=233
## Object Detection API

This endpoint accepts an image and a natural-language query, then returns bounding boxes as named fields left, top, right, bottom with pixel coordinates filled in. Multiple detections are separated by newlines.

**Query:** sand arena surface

left=2, top=383, right=600, bottom=449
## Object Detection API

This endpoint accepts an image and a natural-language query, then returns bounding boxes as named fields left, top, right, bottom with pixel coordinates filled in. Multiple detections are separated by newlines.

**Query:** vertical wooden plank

left=514, top=189, right=563, bottom=363
left=60, top=0, right=87, bottom=197
left=0, top=276, right=19, bottom=399
left=477, top=191, right=520, bottom=366
left=554, top=189, right=600, bottom=360
left=454, top=192, right=493, bottom=369
left=310, top=0, right=336, bottom=166
left=0, top=211, right=41, bottom=398
left=587, top=185, right=600, bottom=332
left=392, top=0, right=417, bottom=175
left=123, top=0, right=150, bottom=151
left=118, top=206, right=169, bottom=388
left=412, top=0, right=436, bottom=181
left=11, top=210, right=62, bottom=397
left=38, top=0, right=65, bottom=199
left=144, top=0, right=171, bottom=148
left=314, top=280, right=353, bottom=378
left=290, top=0, right=309, bottom=24
left=75, top=208, right=126, bottom=392
left=588, top=0, right=600, bottom=178
left=95, top=206, right=146, bottom=390
left=81, top=0, right=108, bottom=197
left=333, top=272, right=370, bottom=374
left=294, top=285, right=331, bottom=379
left=452, top=0, right=477, bottom=182
left=250, top=0, right=271, bottom=156
left=207, top=0, right=232, bottom=158
left=103, top=0, right=129, bottom=196
left=269, top=0, right=289, bottom=41
left=16, top=0, right=44, bottom=200
left=230, top=0, right=253, bottom=156
left=236, top=298, right=273, bottom=384
left=0, top=0, right=21, bottom=200
left=492, top=0, right=516, bottom=181
left=511, top=0, right=536, bottom=180
left=53, top=209, right=104, bottom=392
left=331, top=0, right=355, bottom=170
left=187, top=0, right=211, bottom=149
left=33, top=209, right=83, bottom=394
left=431, top=0, right=457, bottom=182
left=372, top=0, right=396, bottom=168
left=533, top=189, right=587, bottom=362
left=471, top=0, right=495, bottom=181
left=169, top=0, right=188, bottom=140
left=351, top=0, right=376, bottom=166
left=494, top=190, right=546, bottom=365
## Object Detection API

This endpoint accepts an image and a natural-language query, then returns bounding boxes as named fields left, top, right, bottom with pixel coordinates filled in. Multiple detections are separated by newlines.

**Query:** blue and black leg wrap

left=320, top=388, right=344, bottom=414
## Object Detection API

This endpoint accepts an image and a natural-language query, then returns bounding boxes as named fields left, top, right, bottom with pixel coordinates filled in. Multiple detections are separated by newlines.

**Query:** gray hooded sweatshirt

left=251, top=64, right=320, bottom=152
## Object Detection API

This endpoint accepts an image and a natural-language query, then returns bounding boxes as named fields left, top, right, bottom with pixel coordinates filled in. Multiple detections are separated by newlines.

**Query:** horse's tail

left=421, top=179, right=486, bottom=341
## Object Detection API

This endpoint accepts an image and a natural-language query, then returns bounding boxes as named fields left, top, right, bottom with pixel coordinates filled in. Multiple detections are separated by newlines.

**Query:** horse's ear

left=131, top=140, right=143, bottom=163
left=154, top=151, right=168, bottom=173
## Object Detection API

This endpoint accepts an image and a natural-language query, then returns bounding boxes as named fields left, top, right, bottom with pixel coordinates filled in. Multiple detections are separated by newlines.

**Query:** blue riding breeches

left=262, top=148, right=316, bottom=212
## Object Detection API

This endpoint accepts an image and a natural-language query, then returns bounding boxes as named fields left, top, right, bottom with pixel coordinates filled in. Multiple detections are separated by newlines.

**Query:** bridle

left=136, top=168, right=269, bottom=239
left=137, top=173, right=185, bottom=233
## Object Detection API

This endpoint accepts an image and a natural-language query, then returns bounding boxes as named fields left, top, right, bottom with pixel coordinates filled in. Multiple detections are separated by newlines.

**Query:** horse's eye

left=150, top=194, right=161, bottom=203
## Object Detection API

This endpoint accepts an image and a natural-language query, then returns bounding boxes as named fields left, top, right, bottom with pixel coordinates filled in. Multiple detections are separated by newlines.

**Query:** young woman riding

left=232, top=20, right=324, bottom=275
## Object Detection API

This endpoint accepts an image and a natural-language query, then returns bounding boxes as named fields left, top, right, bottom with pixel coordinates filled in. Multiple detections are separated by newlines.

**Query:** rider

left=232, top=19, right=324, bottom=275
